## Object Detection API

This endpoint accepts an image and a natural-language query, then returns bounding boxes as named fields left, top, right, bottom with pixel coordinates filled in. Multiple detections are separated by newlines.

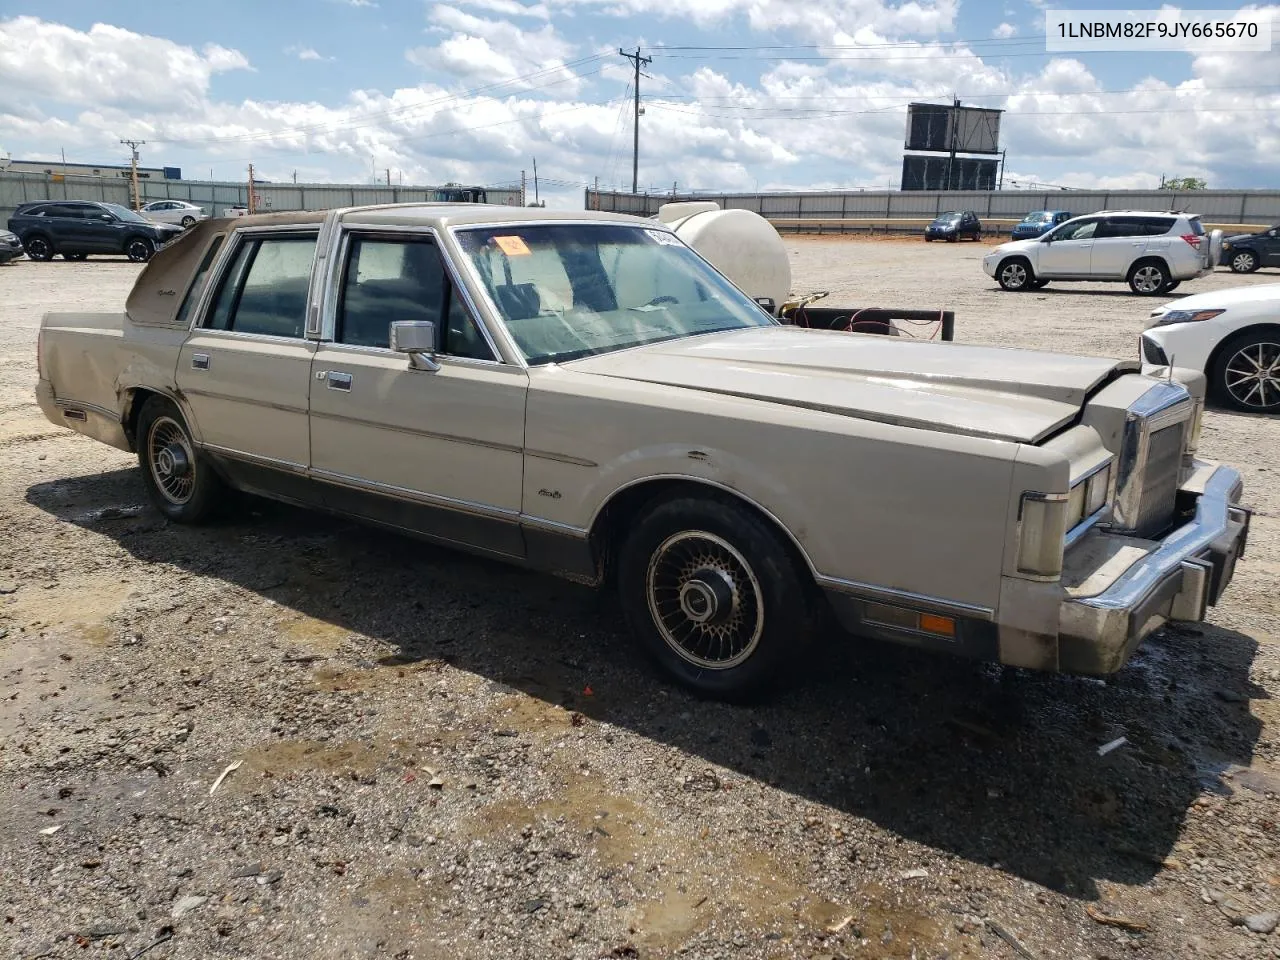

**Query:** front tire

left=125, top=237, right=155, bottom=263
left=136, top=396, right=224, bottom=522
left=24, top=235, right=54, bottom=261
left=997, top=257, right=1034, bottom=291
left=1128, top=259, right=1169, bottom=295
left=180, top=216, right=196, bottom=228
left=617, top=496, right=816, bottom=701
left=1229, top=250, right=1259, bottom=274
left=1210, top=331, right=1280, bottom=414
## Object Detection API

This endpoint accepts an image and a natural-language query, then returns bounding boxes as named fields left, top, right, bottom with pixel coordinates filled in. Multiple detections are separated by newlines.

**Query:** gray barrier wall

left=587, top=188, right=1280, bottom=230
left=1, top=171, right=523, bottom=225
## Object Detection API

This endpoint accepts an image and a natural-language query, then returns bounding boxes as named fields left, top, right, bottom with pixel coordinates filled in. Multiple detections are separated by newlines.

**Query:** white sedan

left=140, top=200, right=207, bottom=228
left=1142, top=284, right=1280, bottom=413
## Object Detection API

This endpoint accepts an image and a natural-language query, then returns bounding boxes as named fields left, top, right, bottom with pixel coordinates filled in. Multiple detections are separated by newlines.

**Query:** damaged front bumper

left=1057, top=460, right=1249, bottom=674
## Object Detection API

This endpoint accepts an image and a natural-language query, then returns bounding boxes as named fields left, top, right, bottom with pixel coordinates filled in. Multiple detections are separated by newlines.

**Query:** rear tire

left=1128, top=258, right=1169, bottom=295
left=997, top=257, right=1034, bottom=291
left=125, top=237, right=155, bottom=263
left=136, top=396, right=224, bottom=523
left=1229, top=250, right=1259, bottom=274
left=1210, top=331, right=1280, bottom=414
left=617, top=495, right=816, bottom=702
left=24, top=235, right=53, bottom=261
left=180, top=216, right=196, bottom=228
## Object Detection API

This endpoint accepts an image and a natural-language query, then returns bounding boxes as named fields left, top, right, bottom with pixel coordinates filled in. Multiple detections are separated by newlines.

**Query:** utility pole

left=520, top=169, right=527, bottom=206
left=532, top=157, right=540, bottom=206
left=998, top=149, right=1006, bottom=190
left=619, top=46, right=652, bottom=194
left=945, top=96, right=959, bottom=192
left=120, top=139, right=146, bottom=209
left=386, top=168, right=391, bottom=187
left=593, top=176, right=599, bottom=210
left=247, top=163, right=256, bottom=214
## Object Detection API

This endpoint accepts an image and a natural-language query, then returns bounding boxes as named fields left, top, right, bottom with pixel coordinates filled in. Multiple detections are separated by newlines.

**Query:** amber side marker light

left=864, top=602, right=957, bottom=639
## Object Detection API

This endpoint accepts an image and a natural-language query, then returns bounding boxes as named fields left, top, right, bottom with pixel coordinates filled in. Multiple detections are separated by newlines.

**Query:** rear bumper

left=1057, top=461, right=1248, bottom=673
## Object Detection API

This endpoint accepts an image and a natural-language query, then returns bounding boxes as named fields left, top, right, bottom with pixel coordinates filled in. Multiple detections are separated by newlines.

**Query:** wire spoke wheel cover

left=645, top=531, right=765, bottom=670
left=1224, top=340, right=1280, bottom=409
left=148, top=416, right=197, bottom=505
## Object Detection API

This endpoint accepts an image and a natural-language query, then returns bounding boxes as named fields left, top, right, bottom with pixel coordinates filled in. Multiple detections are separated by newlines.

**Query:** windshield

left=1021, top=212, right=1052, bottom=223
left=935, top=212, right=961, bottom=222
left=103, top=203, right=149, bottom=224
left=454, top=223, right=775, bottom=365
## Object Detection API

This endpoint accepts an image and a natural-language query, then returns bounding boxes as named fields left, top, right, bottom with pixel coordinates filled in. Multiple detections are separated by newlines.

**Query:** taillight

left=1180, top=234, right=1202, bottom=249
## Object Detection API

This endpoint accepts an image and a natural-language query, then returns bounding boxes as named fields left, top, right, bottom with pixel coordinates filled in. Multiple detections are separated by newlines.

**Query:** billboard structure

left=902, top=101, right=1004, bottom=190
left=901, top=155, right=999, bottom=192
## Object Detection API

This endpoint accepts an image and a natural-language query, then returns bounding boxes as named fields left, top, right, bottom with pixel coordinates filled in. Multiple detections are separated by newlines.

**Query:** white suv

left=983, top=211, right=1222, bottom=296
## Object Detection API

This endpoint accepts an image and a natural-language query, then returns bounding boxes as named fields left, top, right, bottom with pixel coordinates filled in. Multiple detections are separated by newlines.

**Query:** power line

left=667, top=82, right=1280, bottom=103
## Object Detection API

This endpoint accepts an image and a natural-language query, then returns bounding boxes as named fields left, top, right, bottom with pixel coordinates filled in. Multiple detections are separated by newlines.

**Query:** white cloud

left=992, top=22, right=1017, bottom=38
left=285, top=45, right=332, bottom=62
left=0, top=16, right=251, bottom=110
left=455, top=0, right=551, bottom=17
left=332, top=0, right=378, bottom=6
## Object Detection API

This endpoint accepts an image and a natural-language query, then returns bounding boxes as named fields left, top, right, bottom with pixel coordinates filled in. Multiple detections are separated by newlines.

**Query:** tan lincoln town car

left=34, top=204, right=1250, bottom=699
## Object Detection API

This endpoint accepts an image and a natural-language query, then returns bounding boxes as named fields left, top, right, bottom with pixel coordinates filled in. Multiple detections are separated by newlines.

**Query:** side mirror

left=390, top=320, right=440, bottom=371
left=1041, top=235, right=1053, bottom=243
left=97, top=214, right=115, bottom=222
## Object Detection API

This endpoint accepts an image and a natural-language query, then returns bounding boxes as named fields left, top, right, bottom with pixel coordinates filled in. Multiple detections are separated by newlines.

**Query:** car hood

left=989, top=238, right=1040, bottom=256
left=566, top=327, right=1135, bottom=443
left=1152, top=282, right=1280, bottom=315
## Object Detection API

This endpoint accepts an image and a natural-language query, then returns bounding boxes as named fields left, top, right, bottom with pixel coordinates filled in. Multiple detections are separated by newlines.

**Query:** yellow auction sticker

left=493, top=235, right=532, bottom=256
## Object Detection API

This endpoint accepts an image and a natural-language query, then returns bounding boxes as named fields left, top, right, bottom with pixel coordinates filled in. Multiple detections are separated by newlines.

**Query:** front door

left=176, top=230, right=319, bottom=472
left=1260, top=227, right=1280, bottom=266
left=1036, top=217, right=1099, bottom=277
left=1090, top=216, right=1150, bottom=278
left=307, top=232, right=528, bottom=557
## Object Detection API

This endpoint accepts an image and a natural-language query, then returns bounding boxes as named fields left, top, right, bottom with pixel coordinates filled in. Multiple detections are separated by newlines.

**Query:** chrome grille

left=1134, top=422, right=1185, bottom=536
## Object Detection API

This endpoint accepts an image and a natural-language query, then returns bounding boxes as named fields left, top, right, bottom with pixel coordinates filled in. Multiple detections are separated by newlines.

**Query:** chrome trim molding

left=310, top=468, right=520, bottom=522
left=1077, top=462, right=1241, bottom=609
left=180, top=387, right=309, bottom=416
left=307, top=409, right=524, bottom=454
left=1065, top=505, right=1112, bottom=550
left=53, top=398, right=118, bottom=421
left=525, top=449, right=599, bottom=468
left=200, top=443, right=309, bottom=474
left=817, top=575, right=995, bottom=621
left=1111, top=380, right=1193, bottom=533
left=521, top=515, right=590, bottom=538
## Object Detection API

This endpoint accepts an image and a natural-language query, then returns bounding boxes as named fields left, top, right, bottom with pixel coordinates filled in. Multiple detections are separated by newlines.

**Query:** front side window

left=1049, top=219, right=1098, bottom=242
left=337, top=236, right=494, bottom=360
left=204, top=234, right=317, bottom=337
left=455, top=224, right=775, bottom=365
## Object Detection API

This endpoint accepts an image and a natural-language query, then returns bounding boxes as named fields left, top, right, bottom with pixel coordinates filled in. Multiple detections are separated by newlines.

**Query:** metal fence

left=587, top=187, right=1280, bottom=232
left=0, top=171, right=523, bottom=225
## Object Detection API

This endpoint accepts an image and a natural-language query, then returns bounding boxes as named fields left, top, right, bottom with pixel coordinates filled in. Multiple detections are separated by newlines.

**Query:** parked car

left=1010, top=210, right=1072, bottom=240
left=7, top=200, right=184, bottom=263
left=1142, top=283, right=1280, bottom=413
left=34, top=205, right=1248, bottom=699
left=924, top=210, right=981, bottom=241
left=1218, top=224, right=1280, bottom=274
left=0, top=229, right=23, bottom=263
left=141, top=200, right=207, bottom=228
left=223, top=206, right=250, bottom=218
left=984, top=210, right=1223, bottom=295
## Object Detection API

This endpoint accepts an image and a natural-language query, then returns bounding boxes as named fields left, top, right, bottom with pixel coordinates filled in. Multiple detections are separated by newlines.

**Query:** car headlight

left=1017, top=493, right=1069, bottom=578
left=1151, top=308, right=1224, bottom=327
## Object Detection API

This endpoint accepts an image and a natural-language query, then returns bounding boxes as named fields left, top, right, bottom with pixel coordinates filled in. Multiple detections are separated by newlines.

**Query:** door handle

left=326, top=371, right=353, bottom=391
left=191, top=353, right=210, bottom=370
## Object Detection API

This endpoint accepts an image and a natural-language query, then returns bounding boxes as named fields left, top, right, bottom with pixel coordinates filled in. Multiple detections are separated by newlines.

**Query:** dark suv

left=7, top=201, right=184, bottom=263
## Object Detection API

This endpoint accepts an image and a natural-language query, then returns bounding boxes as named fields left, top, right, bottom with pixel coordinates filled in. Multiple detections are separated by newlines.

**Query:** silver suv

left=983, top=211, right=1223, bottom=296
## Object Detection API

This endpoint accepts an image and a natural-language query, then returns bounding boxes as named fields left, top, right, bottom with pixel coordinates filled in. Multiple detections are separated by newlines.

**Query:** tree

left=1161, top=176, right=1207, bottom=190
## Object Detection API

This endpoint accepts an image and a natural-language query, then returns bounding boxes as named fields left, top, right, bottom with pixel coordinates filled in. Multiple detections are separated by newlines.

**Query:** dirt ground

left=2, top=237, right=1279, bottom=960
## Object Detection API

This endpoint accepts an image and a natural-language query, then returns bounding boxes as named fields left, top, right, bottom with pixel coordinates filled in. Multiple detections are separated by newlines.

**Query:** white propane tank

left=658, top=202, right=791, bottom=312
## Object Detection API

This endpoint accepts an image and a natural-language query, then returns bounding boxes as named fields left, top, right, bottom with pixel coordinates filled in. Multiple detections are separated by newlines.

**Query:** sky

left=0, top=1, right=1276, bottom=208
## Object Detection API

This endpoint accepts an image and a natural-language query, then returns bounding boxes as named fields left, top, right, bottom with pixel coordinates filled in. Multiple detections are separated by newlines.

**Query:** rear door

left=175, top=228, right=319, bottom=471
left=1090, top=216, right=1148, bottom=278
left=1036, top=217, right=1099, bottom=277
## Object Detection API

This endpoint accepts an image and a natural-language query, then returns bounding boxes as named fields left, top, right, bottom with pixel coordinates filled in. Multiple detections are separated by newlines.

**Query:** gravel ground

left=2, top=239, right=1278, bottom=960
